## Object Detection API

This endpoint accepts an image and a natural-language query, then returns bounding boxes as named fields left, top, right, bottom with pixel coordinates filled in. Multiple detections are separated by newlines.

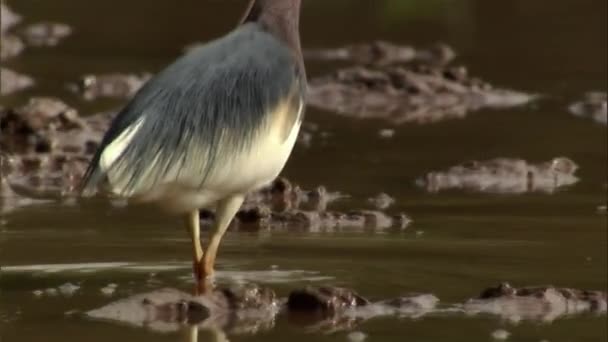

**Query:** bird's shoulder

left=159, top=23, right=295, bottom=84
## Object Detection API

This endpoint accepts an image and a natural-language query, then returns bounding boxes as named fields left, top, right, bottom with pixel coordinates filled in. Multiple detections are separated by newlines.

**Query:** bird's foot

left=192, top=259, right=215, bottom=296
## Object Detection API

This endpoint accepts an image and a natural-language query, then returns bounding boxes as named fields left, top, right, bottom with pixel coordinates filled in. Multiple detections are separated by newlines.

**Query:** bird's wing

left=80, top=23, right=303, bottom=197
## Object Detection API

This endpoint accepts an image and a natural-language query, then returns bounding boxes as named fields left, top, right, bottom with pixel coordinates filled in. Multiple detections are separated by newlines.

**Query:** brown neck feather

left=239, top=0, right=303, bottom=63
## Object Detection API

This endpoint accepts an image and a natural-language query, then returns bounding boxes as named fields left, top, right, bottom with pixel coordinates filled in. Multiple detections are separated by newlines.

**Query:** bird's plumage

left=80, top=21, right=306, bottom=211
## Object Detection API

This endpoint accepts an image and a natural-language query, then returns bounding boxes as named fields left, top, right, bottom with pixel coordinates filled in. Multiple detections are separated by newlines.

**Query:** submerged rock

left=569, top=92, right=607, bottom=125
left=86, top=285, right=279, bottom=334
left=68, top=73, right=152, bottom=101
left=304, top=41, right=455, bottom=66
left=307, top=65, right=534, bottom=125
left=417, top=157, right=579, bottom=194
left=464, top=282, right=607, bottom=322
left=1, top=67, right=34, bottom=95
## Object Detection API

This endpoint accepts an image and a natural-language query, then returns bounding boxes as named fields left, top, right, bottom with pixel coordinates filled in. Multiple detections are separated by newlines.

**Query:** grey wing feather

left=80, top=22, right=300, bottom=197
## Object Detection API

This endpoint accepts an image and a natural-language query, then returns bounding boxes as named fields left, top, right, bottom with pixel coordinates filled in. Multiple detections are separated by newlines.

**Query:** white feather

left=99, top=118, right=145, bottom=172
left=100, top=101, right=303, bottom=214
left=154, top=100, right=303, bottom=213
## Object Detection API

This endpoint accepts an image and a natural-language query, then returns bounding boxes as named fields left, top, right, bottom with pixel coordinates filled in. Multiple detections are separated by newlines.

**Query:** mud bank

left=305, top=41, right=535, bottom=125
left=83, top=283, right=606, bottom=334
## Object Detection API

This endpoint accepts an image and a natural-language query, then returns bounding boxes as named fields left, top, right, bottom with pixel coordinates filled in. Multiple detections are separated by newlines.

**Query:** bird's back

left=80, top=22, right=306, bottom=207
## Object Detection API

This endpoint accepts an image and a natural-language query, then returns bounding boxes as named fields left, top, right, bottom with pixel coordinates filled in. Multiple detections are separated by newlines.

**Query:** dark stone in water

left=68, top=73, right=153, bottom=101
left=1, top=67, right=34, bottom=96
left=287, top=286, right=369, bottom=315
left=307, top=65, right=534, bottom=125
left=417, top=157, right=579, bottom=194
left=304, top=41, right=456, bottom=66
left=569, top=91, right=607, bottom=125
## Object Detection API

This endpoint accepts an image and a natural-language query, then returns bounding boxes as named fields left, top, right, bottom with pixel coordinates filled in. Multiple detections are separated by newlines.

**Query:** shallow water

left=1, top=0, right=607, bottom=341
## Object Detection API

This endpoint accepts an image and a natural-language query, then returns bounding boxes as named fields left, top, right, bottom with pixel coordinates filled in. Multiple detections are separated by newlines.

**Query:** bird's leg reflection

left=182, top=325, right=230, bottom=342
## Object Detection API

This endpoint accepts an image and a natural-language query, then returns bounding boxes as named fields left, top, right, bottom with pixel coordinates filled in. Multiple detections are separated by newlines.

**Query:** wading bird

left=80, top=0, right=306, bottom=294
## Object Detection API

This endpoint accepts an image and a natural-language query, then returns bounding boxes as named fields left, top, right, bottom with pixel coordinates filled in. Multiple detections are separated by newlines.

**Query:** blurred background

left=1, top=1, right=606, bottom=341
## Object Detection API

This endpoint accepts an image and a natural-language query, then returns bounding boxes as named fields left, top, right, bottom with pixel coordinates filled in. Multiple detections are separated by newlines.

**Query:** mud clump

left=86, top=285, right=279, bottom=334
left=1, top=67, right=34, bottom=96
left=233, top=178, right=410, bottom=231
left=1, top=2, right=21, bottom=34
left=367, top=192, right=395, bottom=210
left=0, top=3, right=72, bottom=60
left=0, top=97, right=108, bottom=155
left=308, top=64, right=534, bottom=125
left=68, top=73, right=153, bottom=101
left=304, top=41, right=456, bottom=66
left=0, top=33, right=25, bottom=60
left=19, top=22, right=72, bottom=47
left=465, top=282, right=607, bottom=322
left=268, top=209, right=409, bottom=232
left=417, top=157, right=579, bottom=194
left=0, top=2, right=23, bottom=60
left=569, top=92, right=607, bottom=125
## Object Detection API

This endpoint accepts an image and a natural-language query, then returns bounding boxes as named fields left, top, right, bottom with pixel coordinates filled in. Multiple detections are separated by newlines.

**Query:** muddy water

left=1, top=0, right=607, bottom=341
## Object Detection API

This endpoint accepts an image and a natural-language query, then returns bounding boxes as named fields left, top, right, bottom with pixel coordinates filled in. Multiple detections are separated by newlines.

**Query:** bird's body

left=80, top=0, right=305, bottom=293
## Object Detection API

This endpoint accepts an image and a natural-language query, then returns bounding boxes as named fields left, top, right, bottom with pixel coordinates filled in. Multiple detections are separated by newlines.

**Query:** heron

left=80, top=0, right=305, bottom=294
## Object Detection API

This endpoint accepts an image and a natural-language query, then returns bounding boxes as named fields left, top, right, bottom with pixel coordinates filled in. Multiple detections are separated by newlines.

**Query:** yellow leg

left=185, top=209, right=206, bottom=294
left=202, top=194, right=245, bottom=277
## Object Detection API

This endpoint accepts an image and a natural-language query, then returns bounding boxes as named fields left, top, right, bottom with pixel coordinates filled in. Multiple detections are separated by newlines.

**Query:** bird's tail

left=78, top=153, right=106, bottom=198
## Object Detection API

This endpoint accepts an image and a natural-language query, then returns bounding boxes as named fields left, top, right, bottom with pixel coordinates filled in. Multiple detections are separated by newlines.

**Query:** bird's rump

left=80, top=22, right=304, bottom=203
